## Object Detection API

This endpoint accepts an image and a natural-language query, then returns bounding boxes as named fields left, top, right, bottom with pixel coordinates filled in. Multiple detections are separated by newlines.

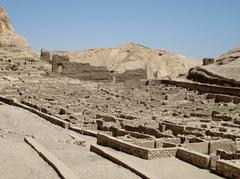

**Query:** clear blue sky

left=1, top=0, right=240, bottom=59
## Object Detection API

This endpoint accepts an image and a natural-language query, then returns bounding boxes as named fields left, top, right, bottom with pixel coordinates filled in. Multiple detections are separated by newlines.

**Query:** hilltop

left=46, top=42, right=199, bottom=79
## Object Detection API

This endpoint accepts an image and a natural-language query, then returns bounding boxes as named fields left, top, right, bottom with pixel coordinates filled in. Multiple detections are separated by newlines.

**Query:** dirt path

left=0, top=104, right=140, bottom=179
left=0, top=138, right=59, bottom=179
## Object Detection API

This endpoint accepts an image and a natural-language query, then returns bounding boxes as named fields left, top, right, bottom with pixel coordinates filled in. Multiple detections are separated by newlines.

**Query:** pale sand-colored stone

left=24, top=137, right=79, bottom=179
left=0, top=138, right=59, bottom=179
left=0, top=104, right=141, bottom=179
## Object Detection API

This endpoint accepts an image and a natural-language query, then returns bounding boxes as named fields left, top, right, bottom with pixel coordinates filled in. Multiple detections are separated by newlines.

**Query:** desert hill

left=187, top=45, right=240, bottom=86
left=48, top=43, right=199, bottom=79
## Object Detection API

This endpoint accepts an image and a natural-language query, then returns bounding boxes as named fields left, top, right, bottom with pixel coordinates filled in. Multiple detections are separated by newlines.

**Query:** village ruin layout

left=0, top=3, right=240, bottom=179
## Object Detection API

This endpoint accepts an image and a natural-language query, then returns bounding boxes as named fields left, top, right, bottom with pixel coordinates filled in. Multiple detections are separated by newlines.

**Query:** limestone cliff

left=0, top=5, right=38, bottom=60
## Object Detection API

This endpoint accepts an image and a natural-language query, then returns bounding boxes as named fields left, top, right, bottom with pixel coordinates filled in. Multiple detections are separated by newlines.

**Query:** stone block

left=215, top=94, right=234, bottom=103
left=182, top=142, right=209, bottom=154
left=209, top=139, right=235, bottom=154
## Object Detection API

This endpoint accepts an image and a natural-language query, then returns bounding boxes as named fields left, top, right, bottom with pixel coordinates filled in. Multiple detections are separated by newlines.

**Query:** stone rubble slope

left=0, top=5, right=38, bottom=61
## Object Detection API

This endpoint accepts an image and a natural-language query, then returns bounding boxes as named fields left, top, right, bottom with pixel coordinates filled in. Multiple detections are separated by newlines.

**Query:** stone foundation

left=215, top=160, right=240, bottom=178
left=97, top=133, right=178, bottom=159
left=176, top=148, right=210, bottom=169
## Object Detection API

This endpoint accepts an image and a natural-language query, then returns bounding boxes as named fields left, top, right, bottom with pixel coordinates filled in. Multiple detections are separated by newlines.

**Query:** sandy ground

left=0, top=138, right=59, bottom=179
left=39, top=139, right=139, bottom=179
left=76, top=136, right=224, bottom=179
left=106, top=149, right=223, bottom=179
left=0, top=103, right=224, bottom=179
left=0, top=104, right=140, bottom=179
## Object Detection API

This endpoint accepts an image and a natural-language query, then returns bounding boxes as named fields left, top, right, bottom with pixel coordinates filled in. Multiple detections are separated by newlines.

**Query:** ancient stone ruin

left=0, top=3, right=240, bottom=179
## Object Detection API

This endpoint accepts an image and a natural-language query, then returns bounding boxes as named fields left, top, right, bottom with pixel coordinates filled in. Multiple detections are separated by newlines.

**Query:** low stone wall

left=149, top=79, right=240, bottom=97
left=123, top=123, right=174, bottom=138
left=112, top=128, right=154, bottom=139
left=97, top=133, right=149, bottom=159
left=0, top=95, right=16, bottom=105
left=217, top=149, right=240, bottom=160
left=155, top=138, right=181, bottom=148
left=0, top=96, right=69, bottom=129
left=161, top=121, right=205, bottom=137
left=209, top=139, right=235, bottom=154
left=97, top=133, right=178, bottom=159
left=148, top=147, right=178, bottom=159
left=215, top=160, right=240, bottom=178
left=182, top=142, right=209, bottom=154
left=176, top=148, right=210, bottom=169
left=69, top=125, right=97, bottom=137
left=162, top=122, right=185, bottom=135
left=206, top=129, right=240, bottom=141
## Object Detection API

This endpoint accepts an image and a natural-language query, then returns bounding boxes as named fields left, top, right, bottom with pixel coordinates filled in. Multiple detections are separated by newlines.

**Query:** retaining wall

left=0, top=96, right=69, bottom=128
left=97, top=133, right=178, bottom=159
left=176, top=148, right=210, bottom=169
left=149, top=79, right=240, bottom=97
left=215, top=160, right=240, bottom=178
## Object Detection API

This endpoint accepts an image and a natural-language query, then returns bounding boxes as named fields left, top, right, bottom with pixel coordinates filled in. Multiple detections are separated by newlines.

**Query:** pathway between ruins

left=0, top=103, right=223, bottom=179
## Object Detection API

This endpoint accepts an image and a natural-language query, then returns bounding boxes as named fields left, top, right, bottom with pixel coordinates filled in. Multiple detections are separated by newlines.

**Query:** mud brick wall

left=176, top=148, right=210, bottom=169
left=52, top=56, right=110, bottom=81
left=215, top=160, right=240, bottom=178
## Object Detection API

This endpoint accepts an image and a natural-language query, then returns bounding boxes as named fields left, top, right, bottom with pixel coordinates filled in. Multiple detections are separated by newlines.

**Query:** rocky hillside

left=0, top=5, right=38, bottom=61
left=187, top=46, right=240, bottom=87
left=47, top=43, right=199, bottom=79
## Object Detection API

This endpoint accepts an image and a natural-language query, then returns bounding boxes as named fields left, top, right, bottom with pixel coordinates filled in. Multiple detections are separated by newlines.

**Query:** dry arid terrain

left=1, top=4, right=240, bottom=179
